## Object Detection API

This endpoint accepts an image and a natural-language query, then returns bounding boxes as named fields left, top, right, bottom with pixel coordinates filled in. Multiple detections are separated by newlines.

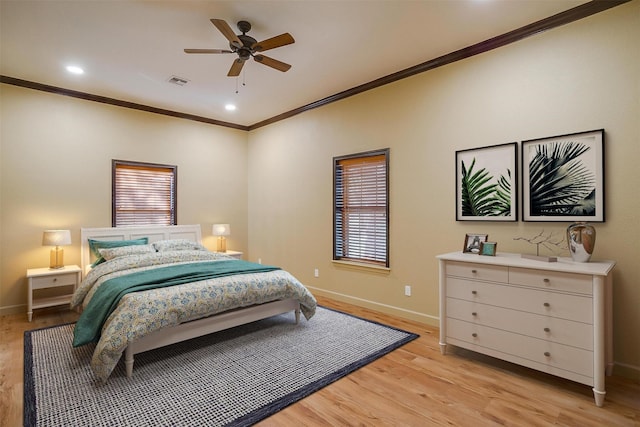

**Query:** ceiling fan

left=184, top=19, right=295, bottom=77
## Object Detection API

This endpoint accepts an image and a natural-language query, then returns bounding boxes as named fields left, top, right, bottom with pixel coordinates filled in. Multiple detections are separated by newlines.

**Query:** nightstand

left=26, top=265, right=81, bottom=321
left=221, top=250, right=243, bottom=259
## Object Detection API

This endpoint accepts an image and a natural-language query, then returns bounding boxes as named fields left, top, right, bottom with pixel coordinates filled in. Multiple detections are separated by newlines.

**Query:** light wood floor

left=1, top=296, right=638, bottom=426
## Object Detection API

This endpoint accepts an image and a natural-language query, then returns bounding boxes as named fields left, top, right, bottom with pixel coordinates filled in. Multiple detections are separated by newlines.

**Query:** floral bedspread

left=70, top=250, right=317, bottom=382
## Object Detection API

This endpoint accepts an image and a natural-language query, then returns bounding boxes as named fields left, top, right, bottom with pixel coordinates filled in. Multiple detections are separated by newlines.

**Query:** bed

left=72, top=224, right=317, bottom=382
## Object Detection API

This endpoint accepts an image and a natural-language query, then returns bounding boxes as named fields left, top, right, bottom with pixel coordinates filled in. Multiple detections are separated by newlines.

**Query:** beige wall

left=0, top=86, right=249, bottom=312
left=247, top=2, right=639, bottom=377
left=1, top=2, right=637, bottom=378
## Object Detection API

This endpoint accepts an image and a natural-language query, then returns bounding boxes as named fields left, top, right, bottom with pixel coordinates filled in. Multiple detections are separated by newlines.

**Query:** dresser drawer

left=445, top=261, right=508, bottom=283
left=509, top=267, right=592, bottom=295
left=446, top=278, right=593, bottom=323
left=446, top=298, right=593, bottom=350
left=30, top=273, right=78, bottom=290
left=446, top=318, right=593, bottom=378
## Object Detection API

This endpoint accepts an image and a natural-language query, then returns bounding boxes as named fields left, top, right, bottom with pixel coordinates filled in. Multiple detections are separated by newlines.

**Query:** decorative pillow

left=98, top=244, right=156, bottom=261
left=153, top=239, right=207, bottom=252
left=88, top=237, right=149, bottom=266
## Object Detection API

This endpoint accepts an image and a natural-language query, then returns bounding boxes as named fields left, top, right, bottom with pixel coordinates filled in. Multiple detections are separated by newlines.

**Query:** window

left=112, top=160, right=177, bottom=227
left=333, top=149, right=389, bottom=267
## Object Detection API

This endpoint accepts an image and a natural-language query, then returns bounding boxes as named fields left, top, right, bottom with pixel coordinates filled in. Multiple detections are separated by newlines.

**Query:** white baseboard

left=614, top=361, right=640, bottom=380
left=307, top=286, right=439, bottom=327
left=0, top=303, right=25, bottom=317
left=0, top=303, right=70, bottom=317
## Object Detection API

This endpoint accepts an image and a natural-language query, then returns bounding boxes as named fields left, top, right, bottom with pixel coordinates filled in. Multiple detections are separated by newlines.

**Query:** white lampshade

left=212, top=224, right=231, bottom=236
left=42, top=230, right=72, bottom=246
left=42, top=229, right=71, bottom=269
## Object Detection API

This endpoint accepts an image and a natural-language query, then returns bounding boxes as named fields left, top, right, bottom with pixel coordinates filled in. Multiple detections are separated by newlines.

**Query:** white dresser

left=437, top=251, right=615, bottom=407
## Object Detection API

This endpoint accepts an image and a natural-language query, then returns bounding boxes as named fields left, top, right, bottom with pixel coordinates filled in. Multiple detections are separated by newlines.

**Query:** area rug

left=24, top=306, right=418, bottom=426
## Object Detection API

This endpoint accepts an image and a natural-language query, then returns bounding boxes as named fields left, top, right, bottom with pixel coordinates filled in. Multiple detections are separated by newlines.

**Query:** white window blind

left=334, top=149, right=389, bottom=267
left=112, top=160, right=177, bottom=227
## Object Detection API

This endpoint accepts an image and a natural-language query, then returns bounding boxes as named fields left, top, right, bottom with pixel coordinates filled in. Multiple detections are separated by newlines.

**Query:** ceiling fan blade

left=253, top=54, right=291, bottom=72
left=211, top=19, right=242, bottom=48
left=184, top=49, right=233, bottom=54
left=228, top=58, right=245, bottom=77
left=251, top=33, right=295, bottom=52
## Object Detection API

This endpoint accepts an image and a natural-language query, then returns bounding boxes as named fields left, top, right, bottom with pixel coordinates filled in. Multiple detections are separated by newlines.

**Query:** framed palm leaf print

left=456, top=142, right=517, bottom=221
left=522, top=129, right=604, bottom=222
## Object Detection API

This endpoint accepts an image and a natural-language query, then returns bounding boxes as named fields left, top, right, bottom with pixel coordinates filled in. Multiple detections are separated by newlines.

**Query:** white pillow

left=153, top=239, right=207, bottom=252
left=99, top=244, right=156, bottom=260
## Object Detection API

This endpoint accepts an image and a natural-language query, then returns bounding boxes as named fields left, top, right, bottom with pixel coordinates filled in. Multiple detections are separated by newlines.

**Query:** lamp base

left=216, top=237, right=227, bottom=252
left=49, top=247, right=65, bottom=269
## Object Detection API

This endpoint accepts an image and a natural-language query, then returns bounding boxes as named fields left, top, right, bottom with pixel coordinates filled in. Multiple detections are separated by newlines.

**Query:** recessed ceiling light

left=66, top=65, right=84, bottom=75
left=225, top=104, right=236, bottom=111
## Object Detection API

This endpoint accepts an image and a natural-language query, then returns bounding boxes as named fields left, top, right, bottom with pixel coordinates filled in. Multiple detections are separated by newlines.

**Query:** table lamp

left=212, top=224, right=230, bottom=252
left=42, top=229, right=71, bottom=269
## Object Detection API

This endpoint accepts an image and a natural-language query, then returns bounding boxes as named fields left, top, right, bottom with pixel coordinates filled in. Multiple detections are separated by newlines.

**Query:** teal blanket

left=73, top=260, right=280, bottom=347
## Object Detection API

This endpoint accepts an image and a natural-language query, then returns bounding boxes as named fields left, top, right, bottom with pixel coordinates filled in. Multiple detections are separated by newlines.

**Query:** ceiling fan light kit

left=185, top=18, right=294, bottom=77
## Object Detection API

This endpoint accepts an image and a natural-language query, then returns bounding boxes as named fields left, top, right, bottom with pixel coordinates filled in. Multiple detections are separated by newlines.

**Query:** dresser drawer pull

left=471, top=312, right=477, bottom=316
left=543, top=302, right=550, bottom=307
left=543, top=278, right=550, bottom=284
left=544, top=352, right=551, bottom=357
left=544, top=327, right=551, bottom=332
left=53, top=278, right=57, bottom=282
left=472, top=333, right=478, bottom=338
left=471, top=290, right=477, bottom=295
left=471, top=269, right=477, bottom=274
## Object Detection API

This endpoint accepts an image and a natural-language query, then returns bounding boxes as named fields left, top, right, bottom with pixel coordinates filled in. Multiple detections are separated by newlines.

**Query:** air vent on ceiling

left=167, top=75, right=189, bottom=86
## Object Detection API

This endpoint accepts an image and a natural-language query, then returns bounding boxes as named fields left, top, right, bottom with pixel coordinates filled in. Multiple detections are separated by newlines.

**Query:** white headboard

left=80, top=224, right=202, bottom=275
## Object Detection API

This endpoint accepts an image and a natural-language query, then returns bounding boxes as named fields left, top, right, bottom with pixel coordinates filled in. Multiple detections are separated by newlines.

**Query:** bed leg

left=295, top=307, right=300, bottom=324
left=125, top=346, right=134, bottom=378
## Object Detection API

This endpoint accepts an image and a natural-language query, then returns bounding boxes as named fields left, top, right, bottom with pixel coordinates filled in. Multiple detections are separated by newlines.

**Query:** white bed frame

left=80, top=225, right=300, bottom=378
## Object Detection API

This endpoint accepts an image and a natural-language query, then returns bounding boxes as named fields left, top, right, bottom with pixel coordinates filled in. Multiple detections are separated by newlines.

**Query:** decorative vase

left=566, top=222, right=596, bottom=262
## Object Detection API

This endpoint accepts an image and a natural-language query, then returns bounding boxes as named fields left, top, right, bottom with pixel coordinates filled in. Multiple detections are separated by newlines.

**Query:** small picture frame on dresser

left=463, top=233, right=488, bottom=253
left=479, top=241, right=497, bottom=256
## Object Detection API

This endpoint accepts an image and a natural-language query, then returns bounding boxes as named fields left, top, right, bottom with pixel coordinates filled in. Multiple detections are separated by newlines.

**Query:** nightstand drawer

left=31, top=272, right=78, bottom=290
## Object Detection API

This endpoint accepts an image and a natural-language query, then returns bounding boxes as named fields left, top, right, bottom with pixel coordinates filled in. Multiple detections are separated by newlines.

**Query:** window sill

left=332, top=260, right=390, bottom=274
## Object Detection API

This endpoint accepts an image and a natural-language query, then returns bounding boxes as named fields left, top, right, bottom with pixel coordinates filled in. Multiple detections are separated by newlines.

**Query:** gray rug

left=24, top=306, right=418, bottom=426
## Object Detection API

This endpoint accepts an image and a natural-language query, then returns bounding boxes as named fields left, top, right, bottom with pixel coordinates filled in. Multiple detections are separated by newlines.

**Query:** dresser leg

left=439, top=342, right=447, bottom=355
left=593, top=388, right=605, bottom=407
left=593, top=276, right=606, bottom=407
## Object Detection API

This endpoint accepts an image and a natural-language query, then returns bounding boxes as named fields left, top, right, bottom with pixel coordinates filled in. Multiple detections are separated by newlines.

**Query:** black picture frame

left=463, top=233, right=488, bottom=253
left=521, top=129, right=604, bottom=222
left=456, top=142, right=517, bottom=221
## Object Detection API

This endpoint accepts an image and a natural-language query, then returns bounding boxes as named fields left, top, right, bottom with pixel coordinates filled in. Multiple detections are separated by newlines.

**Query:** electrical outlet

left=404, top=285, right=411, bottom=296
left=257, top=258, right=262, bottom=264
left=314, top=268, right=319, bottom=278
